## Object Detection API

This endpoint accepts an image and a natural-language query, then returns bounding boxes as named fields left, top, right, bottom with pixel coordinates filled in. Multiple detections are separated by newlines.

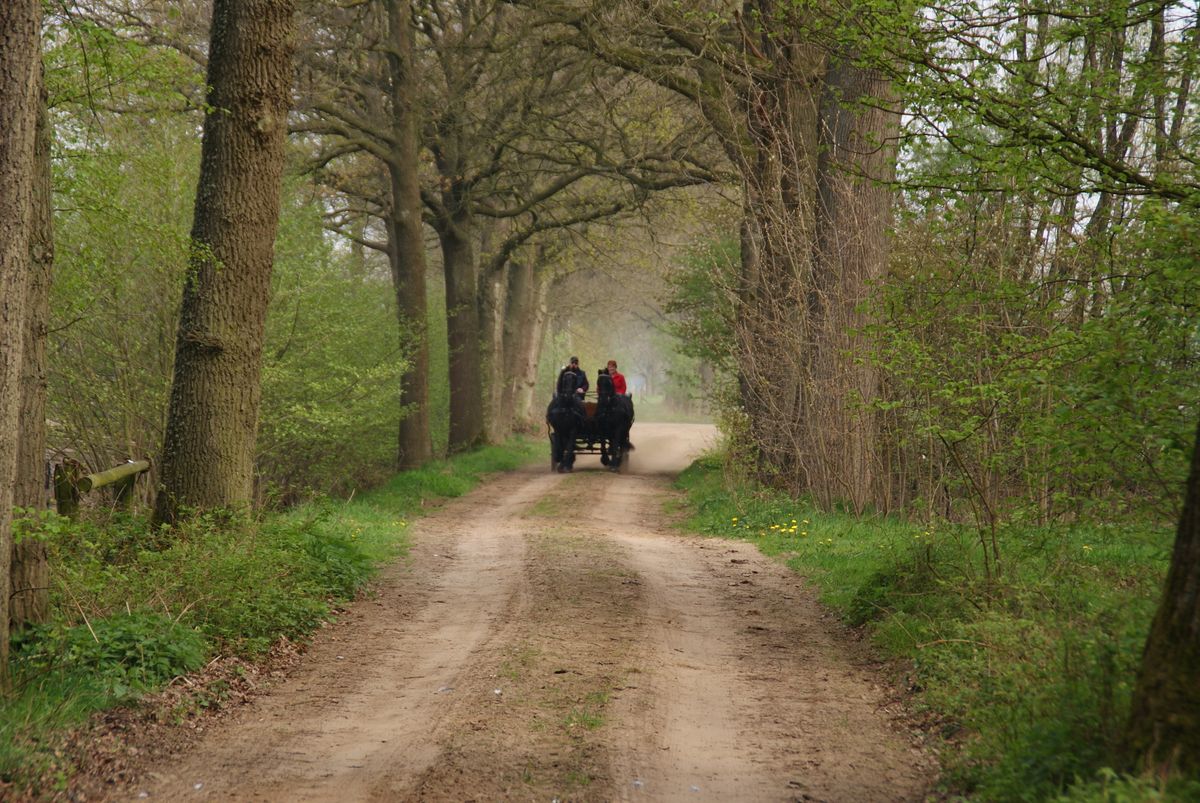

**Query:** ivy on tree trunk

left=386, top=0, right=434, bottom=471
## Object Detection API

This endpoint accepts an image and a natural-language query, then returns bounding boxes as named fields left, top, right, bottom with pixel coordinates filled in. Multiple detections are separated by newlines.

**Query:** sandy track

left=121, top=424, right=933, bottom=802
left=135, top=471, right=557, bottom=801
left=602, top=482, right=928, bottom=801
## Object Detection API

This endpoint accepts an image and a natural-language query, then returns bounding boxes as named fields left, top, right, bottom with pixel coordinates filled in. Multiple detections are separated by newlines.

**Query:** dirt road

left=124, top=423, right=933, bottom=802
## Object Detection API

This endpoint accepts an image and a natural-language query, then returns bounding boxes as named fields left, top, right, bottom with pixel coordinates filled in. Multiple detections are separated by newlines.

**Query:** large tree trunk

left=716, top=13, right=897, bottom=513
left=12, top=63, right=53, bottom=629
left=0, top=0, right=42, bottom=688
left=386, top=0, right=432, bottom=470
left=482, top=252, right=542, bottom=441
left=483, top=261, right=510, bottom=443
left=809, top=61, right=899, bottom=513
left=498, top=256, right=535, bottom=435
left=731, top=34, right=825, bottom=491
left=1125, top=417, right=1200, bottom=773
left=154, top=0, right=295, bottom=524
left=439, top=209, right=484, bottom=452
left=513, top=269, right=550, bottom=430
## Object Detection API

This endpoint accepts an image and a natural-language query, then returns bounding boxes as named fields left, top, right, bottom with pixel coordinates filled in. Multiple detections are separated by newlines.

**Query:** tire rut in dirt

left=402, top=471, right=647, bottom=801
left=597, top=475, right=933, bottom=802
left=127, top=471, right=557, bottom=802
left=115, top=425, right=933, bottom=802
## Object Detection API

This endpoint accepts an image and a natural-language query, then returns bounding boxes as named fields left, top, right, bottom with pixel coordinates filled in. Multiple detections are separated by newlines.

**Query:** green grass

left=563, top=706, right=605, bottom=731
left=675, top=454, right=1194, bottom=802
left=500, top=644, right=542, bottom=681
left=1, top=437, right=541, bottom=793
left=562, top=690, right=610, bottom=732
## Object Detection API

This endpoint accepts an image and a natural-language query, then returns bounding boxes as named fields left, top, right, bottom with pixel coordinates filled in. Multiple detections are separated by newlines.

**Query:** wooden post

left=113, top=473, right=138, bottom=510
left=53, top=459, right=150, bottom=519
left=53, top=460, right=81, bottom=519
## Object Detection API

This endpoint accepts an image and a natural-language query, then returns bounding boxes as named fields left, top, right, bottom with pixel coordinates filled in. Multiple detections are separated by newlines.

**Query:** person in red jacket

left=606, top=360, right=634, bottom=449
left=606, top=360, right=627, bottom=394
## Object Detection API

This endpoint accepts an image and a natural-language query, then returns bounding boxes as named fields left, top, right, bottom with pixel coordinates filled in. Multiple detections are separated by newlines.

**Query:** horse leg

left=621, top=399, right=635, bottom=449
left=601, top=421, right=616, bottom=471
left=551, top=430, right=564, bottom=471
left=563, top=424, right=576, bottom=471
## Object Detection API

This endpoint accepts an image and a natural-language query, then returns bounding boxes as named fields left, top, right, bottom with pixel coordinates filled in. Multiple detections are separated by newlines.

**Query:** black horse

left=546, top=370, right=583, bottom=472
left=594, top=372, right=633, bottom=472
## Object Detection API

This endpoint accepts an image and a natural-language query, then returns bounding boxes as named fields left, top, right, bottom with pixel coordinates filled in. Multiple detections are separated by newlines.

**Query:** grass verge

left=1, top=438, right=541, bottom=793
left=675, top=453, right=1198, bottom=802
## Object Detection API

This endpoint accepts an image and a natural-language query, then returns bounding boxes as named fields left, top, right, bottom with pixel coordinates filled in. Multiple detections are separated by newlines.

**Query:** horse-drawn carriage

left=546, top=371, right=633, bottom=473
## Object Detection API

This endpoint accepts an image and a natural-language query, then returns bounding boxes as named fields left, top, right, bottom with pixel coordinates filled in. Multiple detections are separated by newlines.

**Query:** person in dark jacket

left=557, top=356, right=589, bottom=396
left=549, top=365, right=586, bottom=418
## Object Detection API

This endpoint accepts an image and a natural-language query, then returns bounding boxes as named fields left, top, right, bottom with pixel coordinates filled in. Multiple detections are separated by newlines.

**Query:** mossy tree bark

left=154, top=0, right=295, bottom=524
left=1125, top=418, right=1200, bottom=773
left=809, top=61, right=899, bottom=513
left=731, top=32, right=825, bottom=494
left=483, top=249, right=547, bottom=441
left=0, top=0, right=42, bottom=687
left=386, top=0, right=434, bottom=470
left=482, top=257, right=513, bottom=443
left=498, top=255, right=538, bottom=434
left=436, top=203, right=485, bottom=453
left=421, top=35, right=484, bottom=453
left=12, top=63, right=53, bottom=630
left=732, top=10, right=900, bottom=511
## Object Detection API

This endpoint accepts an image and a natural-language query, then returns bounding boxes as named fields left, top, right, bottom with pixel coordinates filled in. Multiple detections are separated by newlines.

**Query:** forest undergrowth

left=0, top=440, right=540, bottom=792
left=677, top=454, right=1200, bottom=803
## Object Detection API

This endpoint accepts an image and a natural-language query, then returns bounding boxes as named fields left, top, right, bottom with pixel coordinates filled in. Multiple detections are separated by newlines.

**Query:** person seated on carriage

left=548, top=364, right=586, bottom=418
left=550, top=358, right=587, bottom=436
left=606, top=360, right=627, bottom=395
left=558, top=356, right=589, bottom=397
left=605, top=359, right=635, bottom=449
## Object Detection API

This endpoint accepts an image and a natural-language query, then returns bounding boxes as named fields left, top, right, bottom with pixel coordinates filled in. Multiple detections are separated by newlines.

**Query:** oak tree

left=0, top=0, right=43, bottom=686
left=154, top=0, right=296, bottom=523
left=11, top=62, right=54, bottom=629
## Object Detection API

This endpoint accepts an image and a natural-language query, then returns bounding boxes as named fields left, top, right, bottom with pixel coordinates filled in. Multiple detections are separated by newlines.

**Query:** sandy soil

left=109, top=423, right=935, bottom=802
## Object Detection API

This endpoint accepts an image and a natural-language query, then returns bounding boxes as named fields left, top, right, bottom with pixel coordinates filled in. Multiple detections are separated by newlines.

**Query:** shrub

left=676, top=456, right=1179, bottom=801
left=13, top=613, right=208, bottom=699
